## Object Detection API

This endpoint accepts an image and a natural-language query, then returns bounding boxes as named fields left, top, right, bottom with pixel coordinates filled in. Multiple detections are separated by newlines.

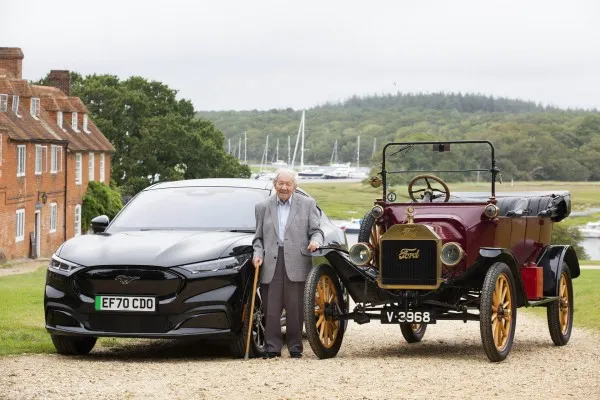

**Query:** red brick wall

left=1, top=141, right=113, bottom=260
left=0, top=59, right=22, bottom=79
left=0, top=139, right=67, bottom=259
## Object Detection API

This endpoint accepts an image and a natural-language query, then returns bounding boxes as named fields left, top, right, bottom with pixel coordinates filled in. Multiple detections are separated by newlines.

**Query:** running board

left=525, top=296, right=558, bottom=307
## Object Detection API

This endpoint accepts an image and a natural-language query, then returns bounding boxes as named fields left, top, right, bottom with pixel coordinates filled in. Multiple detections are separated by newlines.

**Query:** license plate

left=95, top=296, right=156, bottom=312
left=381, top=309, right=436, bottom=324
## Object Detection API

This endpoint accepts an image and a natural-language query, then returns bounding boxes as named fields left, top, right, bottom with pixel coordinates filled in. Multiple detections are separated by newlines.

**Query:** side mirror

left=91, top=215, right=110, bottom=234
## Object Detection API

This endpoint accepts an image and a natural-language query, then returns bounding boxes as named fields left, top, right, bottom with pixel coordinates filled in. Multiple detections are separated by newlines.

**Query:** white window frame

left=12, top=95, right=20, bottom=115
left=35, top=144, right=43, bottom=175
left=57, top=111, right=63, bottom=129
left=83, top=114, right=90, bottom=133
left=0, top=94, right=7, bottom=111
left=16, top=209, right=25, bottom=242
left=75, top=152, right=82, bottom=185
left=17, top=144, right=26, bottom=177
left=30, top=98, right=40, bottom=118
left=88, top=152, right=95, bottom=181
left=99, top=153, right=105, bottom=182
left=74, top=205, right=81, bottom=236
left=49, top=203, right=57, bottom=233
left=51, top=145, right=63, bottom=173
left=72, top=112, right=78, bottom=131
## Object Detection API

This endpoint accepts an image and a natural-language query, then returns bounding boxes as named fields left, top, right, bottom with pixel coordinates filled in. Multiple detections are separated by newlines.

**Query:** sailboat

left=293, top=110, right=324, bottom=178
left=271, top=138, right=287, bottom=167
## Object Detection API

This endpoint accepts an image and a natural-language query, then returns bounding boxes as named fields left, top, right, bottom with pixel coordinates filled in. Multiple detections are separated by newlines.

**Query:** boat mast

left=291, top=110, right=304, bottom=169
left=238, top=137, right=241, bottom=159
left=372, top=137, right=377, bottom=158
left=356, top=136, right=360, bottom=168
left=300, top=111, right=305, bottom=169
left=244, top=131, right=247, bottom=164
left=287, top=135, right=291, bottom=166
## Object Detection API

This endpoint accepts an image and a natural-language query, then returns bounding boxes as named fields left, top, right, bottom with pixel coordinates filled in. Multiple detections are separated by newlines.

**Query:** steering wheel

left=407, top=174, right=450, bottom=202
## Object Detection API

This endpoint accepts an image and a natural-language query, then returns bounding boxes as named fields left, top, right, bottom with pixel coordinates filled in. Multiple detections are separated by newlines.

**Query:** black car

left=44, top=178, right=346, bottom=357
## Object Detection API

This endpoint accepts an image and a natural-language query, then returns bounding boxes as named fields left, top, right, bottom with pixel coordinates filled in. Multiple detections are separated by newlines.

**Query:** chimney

left=0, top=47, right=24, bottom=79
left=48, top=70, right=71, bottom=96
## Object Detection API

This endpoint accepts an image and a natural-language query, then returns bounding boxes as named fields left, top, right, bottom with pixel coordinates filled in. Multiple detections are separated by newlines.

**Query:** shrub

left=552, top=223, right=589, bottom=260
left=82, top=182, right=123, bottom=232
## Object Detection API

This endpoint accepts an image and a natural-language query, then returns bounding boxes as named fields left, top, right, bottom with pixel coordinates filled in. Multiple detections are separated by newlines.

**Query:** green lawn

left=522, top=269, right=600, bottom=332
left=0, top=267, right=598, bottom=356
left=0, top=268, right=55, bottom=355
left=301, top=180, right=600, bottom=221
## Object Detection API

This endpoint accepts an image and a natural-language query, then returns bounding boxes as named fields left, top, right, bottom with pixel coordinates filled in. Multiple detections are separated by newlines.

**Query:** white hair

left=272, top=168, right=298, bottom=186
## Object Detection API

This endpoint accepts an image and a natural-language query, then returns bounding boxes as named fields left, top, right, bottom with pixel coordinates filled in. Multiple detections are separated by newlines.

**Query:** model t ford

left=304, top=140, right=579, bottom=362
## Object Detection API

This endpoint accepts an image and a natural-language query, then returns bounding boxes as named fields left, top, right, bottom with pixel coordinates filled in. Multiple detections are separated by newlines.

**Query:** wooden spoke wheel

left=304, top=264, right=346, bottom=359
left=230, top=286, right=266, bottom=358
left=480, top=262, right=517, bottom=362
left=547, top=263, right=573, bottom=346
left=357, top=211, right=382, bottom=267
left=400, top=323, right=427, bottom=343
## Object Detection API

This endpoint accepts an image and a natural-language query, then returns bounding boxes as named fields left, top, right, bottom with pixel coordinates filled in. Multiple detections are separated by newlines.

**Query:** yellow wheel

left=304, top=264, right=345, bottom=358
left=547, top=263, right=573, bottom=346
left=357, top=211, right=382, bottom=268
left=480, top=262, right=517, bottom=362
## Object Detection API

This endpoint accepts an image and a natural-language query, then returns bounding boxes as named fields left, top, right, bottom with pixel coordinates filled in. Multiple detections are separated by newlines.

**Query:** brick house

left=0, top=47, right=114, bottom=261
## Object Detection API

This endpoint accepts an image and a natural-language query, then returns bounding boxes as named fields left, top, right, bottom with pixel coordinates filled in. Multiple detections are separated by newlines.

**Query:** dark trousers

left=262, top=246, right=305, bottom=353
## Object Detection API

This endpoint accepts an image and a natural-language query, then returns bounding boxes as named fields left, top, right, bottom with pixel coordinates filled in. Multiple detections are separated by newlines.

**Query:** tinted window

left=108, top=186, right=270, bottom=232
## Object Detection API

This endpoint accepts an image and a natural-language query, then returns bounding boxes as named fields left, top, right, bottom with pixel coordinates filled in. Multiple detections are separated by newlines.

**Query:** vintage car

left=44, top=178, right=346, bottom=358
left=304, top=140, right=579, bottom=362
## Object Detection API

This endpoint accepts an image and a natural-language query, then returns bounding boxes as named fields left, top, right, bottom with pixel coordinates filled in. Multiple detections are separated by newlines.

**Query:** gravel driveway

left=1, top=312, right=599, bottom=400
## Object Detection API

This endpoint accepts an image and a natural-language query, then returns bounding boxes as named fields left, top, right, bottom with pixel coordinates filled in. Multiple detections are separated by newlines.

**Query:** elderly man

left=252, top=169, right=323, bottom=359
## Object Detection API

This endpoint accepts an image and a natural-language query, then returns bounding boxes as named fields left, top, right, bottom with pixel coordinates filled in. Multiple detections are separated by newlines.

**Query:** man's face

left=275, top=173, right=296, bottom=202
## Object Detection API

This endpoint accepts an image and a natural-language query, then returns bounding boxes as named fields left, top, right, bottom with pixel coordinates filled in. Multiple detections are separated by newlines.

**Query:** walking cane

left=244, top=259, right=261, bottom=360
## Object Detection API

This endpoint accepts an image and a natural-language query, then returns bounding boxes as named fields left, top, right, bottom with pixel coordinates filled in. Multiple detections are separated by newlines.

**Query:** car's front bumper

left=44, top=264, right=252, bottom=339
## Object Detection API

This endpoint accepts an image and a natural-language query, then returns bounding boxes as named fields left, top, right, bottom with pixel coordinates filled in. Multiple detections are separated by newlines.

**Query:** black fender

left=536, top=245, right=580, bottom=297
left=460, top=248, right=528, bottom=307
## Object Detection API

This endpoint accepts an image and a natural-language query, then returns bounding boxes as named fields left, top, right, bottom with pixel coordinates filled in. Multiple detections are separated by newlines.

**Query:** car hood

left=56, top=230, right=253, bottom=267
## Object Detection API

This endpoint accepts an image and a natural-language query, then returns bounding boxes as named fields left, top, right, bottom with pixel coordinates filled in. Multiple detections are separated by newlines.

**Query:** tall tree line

left=198, top=93, right=600, bottom=182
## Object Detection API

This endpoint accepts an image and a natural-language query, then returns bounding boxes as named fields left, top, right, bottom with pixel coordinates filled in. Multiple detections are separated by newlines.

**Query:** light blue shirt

left=277, top=194, right=292, bottom=246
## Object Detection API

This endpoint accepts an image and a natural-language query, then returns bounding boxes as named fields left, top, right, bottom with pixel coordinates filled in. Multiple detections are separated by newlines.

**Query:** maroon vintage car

left=304, top=140, right=579, bottom=362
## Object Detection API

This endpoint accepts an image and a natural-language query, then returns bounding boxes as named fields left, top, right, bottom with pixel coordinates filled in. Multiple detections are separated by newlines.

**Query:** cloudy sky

left=2, top=0, right=599, bottom=111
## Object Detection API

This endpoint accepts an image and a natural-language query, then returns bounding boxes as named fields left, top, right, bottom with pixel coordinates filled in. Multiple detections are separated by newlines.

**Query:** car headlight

left=180, top=254, right=251, bottom=274
left=349, top=242, right=374, bottom=266
left=49, top=255, right=84, bottom=275
left=440, top=242, right=464, bottom=267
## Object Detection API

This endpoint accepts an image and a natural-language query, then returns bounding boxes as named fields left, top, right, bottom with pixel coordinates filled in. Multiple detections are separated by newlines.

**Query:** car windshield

left=381, top=141, right=499, bottom=201
left=107, top=186, right=270, bottom=232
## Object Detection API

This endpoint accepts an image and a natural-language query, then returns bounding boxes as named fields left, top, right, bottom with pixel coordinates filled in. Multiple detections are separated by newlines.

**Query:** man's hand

left=307, top=241, right=320, bottom=252
left=253, top=257, right=263, bottom=268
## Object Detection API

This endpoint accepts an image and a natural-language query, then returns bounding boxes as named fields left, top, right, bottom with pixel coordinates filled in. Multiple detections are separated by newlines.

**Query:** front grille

left=74, top=267, right=183, bottom=298
left=380, top=240, right=438, bottom=286
left=88, top=314, right=170, bottom=333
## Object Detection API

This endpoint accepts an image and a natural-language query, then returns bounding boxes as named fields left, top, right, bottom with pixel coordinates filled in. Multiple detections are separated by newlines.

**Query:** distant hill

left=196, top=92, right=600, bottom=181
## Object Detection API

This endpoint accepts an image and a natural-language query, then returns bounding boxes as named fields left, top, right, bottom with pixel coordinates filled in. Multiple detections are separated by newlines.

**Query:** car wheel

left=479, top=262, right=517, bottom=362
left=304, top=264, right=345, bottom=359
left=51, top=335, right=96, bottom=355
left=400, top=323, right=427, bottom=343
left=230, top=286, right=266, bottom=358
left=547, top=263, right=573, bottom=346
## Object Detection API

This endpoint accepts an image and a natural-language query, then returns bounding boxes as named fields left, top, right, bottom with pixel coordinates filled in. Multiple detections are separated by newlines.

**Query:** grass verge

left=0, top=267, right=598, bottom=356
left=521, top=269, right=600, bottom=331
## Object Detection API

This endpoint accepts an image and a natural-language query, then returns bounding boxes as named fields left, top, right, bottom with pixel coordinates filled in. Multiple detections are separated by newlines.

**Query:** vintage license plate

left=95, top=296, right=156, bottom=312
left=381, top=309, right=436, bottom=324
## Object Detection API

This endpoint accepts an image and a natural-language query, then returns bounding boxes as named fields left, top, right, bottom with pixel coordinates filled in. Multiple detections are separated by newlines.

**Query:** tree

left=35, top=73, right=250, bottom=195
left=81, top=182, right=123, bottom=232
